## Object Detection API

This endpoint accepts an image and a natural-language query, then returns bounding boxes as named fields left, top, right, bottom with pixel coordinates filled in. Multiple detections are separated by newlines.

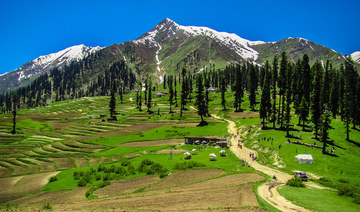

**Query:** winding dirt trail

left=211, top=114, right=310, bottom=212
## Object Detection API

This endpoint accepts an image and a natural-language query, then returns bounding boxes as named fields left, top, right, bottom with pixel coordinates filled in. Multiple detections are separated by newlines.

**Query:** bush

left=49, top=176, right=57, bottom=182
left=317, top=177, right=336, bottom=188
left=85, top=188, right=97, bottom=198
left=42, top=203, right=52, bottom=210
left=174, top=161, right=206, bottom=170
left=286, top=177, right=305, bottom=187
left=121, top=160, right=130, bottom=166
left=78, top=179, right=87, bottom=187
left=338, top=178, right=349, bottom=184
left=337, top=185, right=354, bottom=197
left=138, top=159, right=154, bottom=172
left=353, top=194, right=360, bottom=204
left=98, top=180, right=111, bottom=188
left=127, top=164, right=136, bottom=175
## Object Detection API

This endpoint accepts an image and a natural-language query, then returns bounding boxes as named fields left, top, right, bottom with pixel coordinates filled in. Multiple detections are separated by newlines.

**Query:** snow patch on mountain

left=351, top=51, right=360, bottom=63
left=33, top=44, right=102, bottom=67
left=155, top=45, right=163, bottom=83
left=135, top=18, right=265, bottom=61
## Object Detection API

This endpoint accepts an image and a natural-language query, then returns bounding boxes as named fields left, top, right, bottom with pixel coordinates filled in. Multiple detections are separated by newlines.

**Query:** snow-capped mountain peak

left=135, top=18, right=265, bottom=61
left=351, top=51, right=360, bottom=64
left=33, top=44, right=102, bottom=68
left=0, top=44, right=102, bottom=92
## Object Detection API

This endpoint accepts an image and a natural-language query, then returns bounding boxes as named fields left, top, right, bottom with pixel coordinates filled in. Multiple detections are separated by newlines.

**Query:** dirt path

left=211, top=114, right=311, bottom=212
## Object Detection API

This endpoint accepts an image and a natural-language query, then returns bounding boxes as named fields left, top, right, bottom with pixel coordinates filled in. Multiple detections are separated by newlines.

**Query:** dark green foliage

left=49, top=176, right=57, bottom=182
left=353, top=195, right=360, bottom=204
left=260, top=61, right=271, bottom=128
left=42, top=203, right=52, bottom=210
left=109, top=81, right=116, bottom=119
left=272, top=55, right=278, bottom=128
left=11, top=94, right=17, bottom=134
left=234, top=65, right=244, bottom=112
left=310, top=61, right=324, bottom=139
left=219, top=72, right=227, bottom=110
left=195, top=74, right=208, bottom=125
left=168, top=75, right=174, bottom=113
left=286, top=177, right=305, bottom=187
left=337, top=185, right=355, bottom=197
left=338, top=178, right=349, bottom=184
left=248, top=64, right=258, bottom=111
left=173, top=161, right=206, bottom=170
left=320, top=111, right=332, bottom=154
left=137, top=159, right=168, bottom=178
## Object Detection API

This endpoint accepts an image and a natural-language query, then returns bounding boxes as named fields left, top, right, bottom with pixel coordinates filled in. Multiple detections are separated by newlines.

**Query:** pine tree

left=109, top=81, right=117, bottom=120
left=195, top=74, right=208, bottom=126
left=278, top=52, right=287, bottom=128
left=285, top=63, right=293, bottom=137
left=248, top=64, right=257, bottom=111
left=320, top=111, right=332, bottom=154
left=272, top=55, right=278, bottom=128
left=234, top=66, right=243, bottom=112
left=299, top=96, right=309, bottom=131
left=260, top=61, right=271, bottom=128
left=329, top=70, right=339, bottom=118
left=168, top=75, right=174, bottom=113
left=180, top=68, right=187, bottom=117
left=119, top=84, right=123, bottom=104
left=310, top=61, right=324, bottom=139
left=220, top=73, right=227, bottom=110
left=174, top=75, right=178, bottom=107
left=11, top=94, right=17, bottom=134
left=147, top=78, right=152, bottom=113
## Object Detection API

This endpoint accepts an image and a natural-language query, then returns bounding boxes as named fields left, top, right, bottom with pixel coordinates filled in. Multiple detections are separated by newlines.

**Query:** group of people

left=249, top=152, right=257, bottom=161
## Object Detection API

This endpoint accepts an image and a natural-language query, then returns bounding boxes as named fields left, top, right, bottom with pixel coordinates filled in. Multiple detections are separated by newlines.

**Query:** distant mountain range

left=0, top=18, right=358, bottom=93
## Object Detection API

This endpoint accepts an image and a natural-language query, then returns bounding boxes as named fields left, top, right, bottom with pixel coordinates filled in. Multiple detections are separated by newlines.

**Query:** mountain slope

left=252, top=37, right=345, bottom=68
left=351, top=51, right=360, bottom=64
left=0, top=44, right=102, bottom=93
left=0, top=18, right=356, bottom=94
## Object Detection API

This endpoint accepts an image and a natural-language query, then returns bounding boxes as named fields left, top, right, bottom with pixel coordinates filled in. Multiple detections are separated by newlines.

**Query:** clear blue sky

left=0, top=0, right=359, bottom=74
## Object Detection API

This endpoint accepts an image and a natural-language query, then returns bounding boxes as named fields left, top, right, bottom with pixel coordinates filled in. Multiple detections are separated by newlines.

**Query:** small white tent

left=295, top=154, right=313, bottom=163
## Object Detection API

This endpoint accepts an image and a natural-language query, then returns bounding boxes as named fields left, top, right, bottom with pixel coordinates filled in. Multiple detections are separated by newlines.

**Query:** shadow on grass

left=347, top=139, right=360, bottom=148
left=322, top=151, right=339, bottom=157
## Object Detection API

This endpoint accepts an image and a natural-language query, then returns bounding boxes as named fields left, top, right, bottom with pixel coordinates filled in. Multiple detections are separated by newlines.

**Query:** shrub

left=127, top=164, right=136, bottom=175
left=121, top=160, right=130, bottom=166
left=337, top=185, right=354, bottom=197
left=78, top=179, right=87, bottom=187
left=286, top=177, right=305, bottom=187
left=99, top=180, right=111, bottom=188
left=338, top=178, right=349, bottom=184
left=42, top=203, right=52, bottom=210
left=49, top=176, right=57, bottom=182
left=353, top=194, right=360, bottom=204
left=95, top=174, right=102, bottom=181
left=138, top=159, right=154, bottom=172
left=174, top=161, right=206, bottom=170
left=317, top=177, right=336, bottom=188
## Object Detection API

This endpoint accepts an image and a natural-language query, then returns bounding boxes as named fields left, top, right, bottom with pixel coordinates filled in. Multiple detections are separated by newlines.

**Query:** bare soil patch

left=0, top=176, right=23, bottom=195
left=10, top=187, right=87, bottom=205
left=229, top=111, right=260, bottom=119
left=94, top=175, right=160, bottom=198
left=156, top=149, right=187, bottom=154
left=56, top=184, right=259, bottom=211
left=27, top=158, right=54, bottom=172
left=124, top=153, right=141, bottom=158
left=0, top=166, right=12, bottom=177
left=148, top=169, right=226, bottom=191
left=88, top=157, right=99, bottom=166
left=74, top=157, right=88, bottom=168
left=53, top=158, right=74, bottom=170
left=120, top=138, right=183, bottom=147
left=171, top=172, right=265, bottom=192
left=1, top=172, right=59, bottom=195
